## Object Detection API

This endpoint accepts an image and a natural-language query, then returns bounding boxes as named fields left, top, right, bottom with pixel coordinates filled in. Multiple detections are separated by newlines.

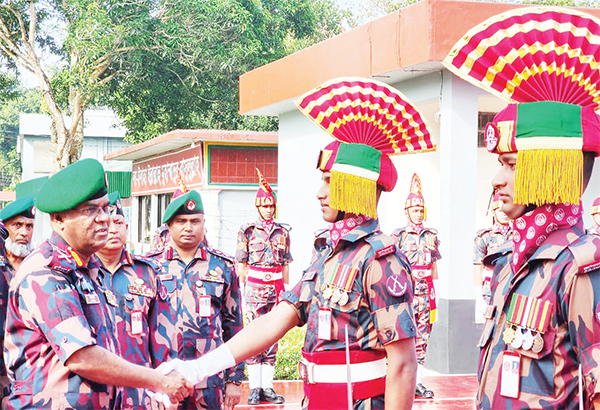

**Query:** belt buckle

left=264, top=272, right=272, bottom=281
left=298, top=358, right=315, bottom=384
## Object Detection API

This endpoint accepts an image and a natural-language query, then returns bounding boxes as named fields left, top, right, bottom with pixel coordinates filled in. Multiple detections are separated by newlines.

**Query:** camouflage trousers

left=301, top=394, right=384, bottom=410
left=178, top=385, right=224, bottom=410
left=414, top=292, right=433, bottom=365
left=244, top=281, right=279, bottom=366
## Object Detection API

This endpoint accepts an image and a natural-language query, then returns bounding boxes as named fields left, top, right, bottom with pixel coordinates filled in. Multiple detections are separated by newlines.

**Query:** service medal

left=320, top=284, right=327, bottom=292
left=331, top=288, right=341, bottom=304
left=522, top=329, right=534, bottom=351
left=104, top=290, right=118, bottom=307
left=502, top=326, right=515, bottom=345
left=323, top=286, right=333, bottom=300
left=510, top=327, right=524, bottom=350
left=338, top=291, right=349, bottom=306
left=532, top=332, right=544, bottom=353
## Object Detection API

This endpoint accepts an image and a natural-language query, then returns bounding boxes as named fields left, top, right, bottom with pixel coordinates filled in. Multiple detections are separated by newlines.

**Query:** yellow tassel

left=330, top=171, right=378, bottom=219
left=514, top=149, right=583, bottom=206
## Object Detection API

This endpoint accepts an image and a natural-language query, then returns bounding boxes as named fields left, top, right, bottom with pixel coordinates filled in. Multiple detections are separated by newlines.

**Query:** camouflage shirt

left=235, top=220, right=293, bottom=267
left=147, top=244, right=245, bottom=390
left=391, top=225, right=441, bottom=294
left=5, top=232, right=120, bottom=410
left=589, top=224, right=600, bottom=237
left=0, top=230, right=11, bottom=400
left=99, top=249, right=159, bottom=410
left=478, top=221, right=600, bottom=409
left=282, top=218, right=416, bottom=353
left=473, top=226, right=513, bottom=265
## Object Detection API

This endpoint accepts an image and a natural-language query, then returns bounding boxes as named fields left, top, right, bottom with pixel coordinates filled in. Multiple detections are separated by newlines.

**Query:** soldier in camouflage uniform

left=589, top=196, right=600, bottom=236
left=236, top=169, right=292, bottom=405
left=3, top=159, right=190, bottom=410
left=162, top=78, right=438, bottom=410
left=444, top=8, right=600, bottom=408
left=473, top=192, right=512, bottom=321
left=147, top=189, right=244, bottom=410
left=391, top=173, right=441, bottom=399
left=0, top=195, right=36, bottom=403
left=96, top=192, right=159, bottom=409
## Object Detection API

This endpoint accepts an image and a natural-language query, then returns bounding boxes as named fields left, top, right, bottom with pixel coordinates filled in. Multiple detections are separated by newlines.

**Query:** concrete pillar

left=427, top=71, right=481, bottom=374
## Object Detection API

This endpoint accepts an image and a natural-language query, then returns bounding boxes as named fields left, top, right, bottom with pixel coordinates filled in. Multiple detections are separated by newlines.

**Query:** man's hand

left=223, top=382, right=242, bottom=410
left=160, top=369, right=193, bottom=403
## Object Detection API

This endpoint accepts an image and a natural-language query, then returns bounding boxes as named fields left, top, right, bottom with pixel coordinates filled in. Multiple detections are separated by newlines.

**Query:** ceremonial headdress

left=296, top=78, right=436, bottom=219
left=592, top=196, right=600, bottom=215
left=405, top=173, right=425, bottom=209
left=0, top=195, right=35, bottom=222
left=443, top=7, right=600, bottom=206
left=255, top=168, right=276, bottom=207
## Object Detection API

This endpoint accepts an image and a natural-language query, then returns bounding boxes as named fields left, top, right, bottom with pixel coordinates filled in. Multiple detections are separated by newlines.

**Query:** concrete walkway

left=236, top=374, right=478, bottom=409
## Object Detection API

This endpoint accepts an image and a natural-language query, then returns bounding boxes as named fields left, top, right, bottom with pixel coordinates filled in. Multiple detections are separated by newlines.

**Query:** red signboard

left=131, top=145, right=202, bottom=196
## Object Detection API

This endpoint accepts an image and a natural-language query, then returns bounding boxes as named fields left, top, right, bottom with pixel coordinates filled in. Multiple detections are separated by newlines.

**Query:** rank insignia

left=159, top=284, right=168, bottom=300
left=104, top=290, right=118, bottom=307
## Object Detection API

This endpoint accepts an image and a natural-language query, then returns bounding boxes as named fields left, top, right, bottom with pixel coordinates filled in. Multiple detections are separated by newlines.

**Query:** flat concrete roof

left=239, top=0, right=600, bottom=116
left=105, top=129, right=278, bottom=161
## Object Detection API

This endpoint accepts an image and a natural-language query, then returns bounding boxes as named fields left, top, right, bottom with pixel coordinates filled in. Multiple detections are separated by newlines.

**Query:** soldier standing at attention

left=236, top=169, right=292, bottom=405
left=147, top=189, right=244, bottom=410
left=473, top=192, right=512, bottom=321
left=96, top=192, right=159, bottom=409
left=589, top=196, right=600, bottom=236
left=3, top=158, right=190, bottom=410
left=391, top=173, right=441, bottom=399
left=444, top=7, right=600, bottom=408
left=0, top=196, right=36, bottom=401
left=161, top=78, right=437, bottom=410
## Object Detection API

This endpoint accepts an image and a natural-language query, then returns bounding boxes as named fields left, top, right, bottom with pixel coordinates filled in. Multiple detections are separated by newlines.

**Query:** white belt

left=247, top=268, right=283, bottom=282
left=412, top=268, right=432, bottom=279
left=299, top=358, right=386, bottom=384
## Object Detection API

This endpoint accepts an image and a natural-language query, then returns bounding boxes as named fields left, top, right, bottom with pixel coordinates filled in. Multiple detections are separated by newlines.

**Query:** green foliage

left=97, top=0, right=348, bottom=143
left=274, top=325, right=306, bottom=380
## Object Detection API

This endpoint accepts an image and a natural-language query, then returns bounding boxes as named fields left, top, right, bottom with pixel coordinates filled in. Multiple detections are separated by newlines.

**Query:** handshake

left=147, top=344, right=237, bottom=408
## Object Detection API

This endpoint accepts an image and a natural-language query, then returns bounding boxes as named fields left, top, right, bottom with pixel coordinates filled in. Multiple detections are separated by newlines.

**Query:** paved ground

left=235, top=374, right=478, bottom=409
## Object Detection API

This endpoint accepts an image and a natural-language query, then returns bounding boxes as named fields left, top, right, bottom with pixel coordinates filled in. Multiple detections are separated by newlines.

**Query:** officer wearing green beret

left=0, top=195, right=35, bottom=272
left=3, top=158, right=191, bottom=410
left=147, top=189, right=245, bottom=410
left=0, top=195, right=36, bottom=404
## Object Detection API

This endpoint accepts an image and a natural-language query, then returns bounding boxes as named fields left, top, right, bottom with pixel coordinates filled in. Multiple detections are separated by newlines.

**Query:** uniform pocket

left=515, top=328, right=557, bottom=397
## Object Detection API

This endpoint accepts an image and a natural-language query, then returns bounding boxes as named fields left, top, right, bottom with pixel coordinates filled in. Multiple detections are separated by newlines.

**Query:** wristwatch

left=225, top=379, right=242, bottom=386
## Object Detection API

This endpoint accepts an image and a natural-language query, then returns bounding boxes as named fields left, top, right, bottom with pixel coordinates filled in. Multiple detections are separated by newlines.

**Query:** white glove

left=161, top=344, right=237, bottom=386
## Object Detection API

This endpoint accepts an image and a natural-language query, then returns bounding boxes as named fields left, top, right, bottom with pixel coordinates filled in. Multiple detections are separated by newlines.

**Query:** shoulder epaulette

left=482, top=241, right=512, bottom=267
left=132, top=252, right=161, bottom=271
left=423, top=227, right=438, bottom=235
left=206, top=247, right=234, bottom=263
left=47, top=246, right=77, bottom=275
left=276, top=222, right=292, bottom=232
left=476, top=228, right=492, bottom=237
left=240, top=222, right=257, bottom=234
left=143, top=247, right=164, bottom=258
left=569, top=235, right=600, bottom=275
left=365, top=232, right=396, bottom=259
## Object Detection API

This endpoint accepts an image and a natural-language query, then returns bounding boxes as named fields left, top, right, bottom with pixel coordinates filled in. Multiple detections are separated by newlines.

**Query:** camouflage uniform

left=4, top=232, right=120, bottom=410
left=282, top=218, right=416, bottom=410
left=148, top=244, right=245, bottom=410
left=235, top=220, right=292, bottom=366
left=473, top=225, right=512, bottom=303
left=477, top=221, right=600, bottom=409
left=99, top=250, right=159, bottom=410
left=589, top=224, right=600, bottom=237
left=391, top=225, right=441, bottom=365
left=0, top=223, right=10, bottom=402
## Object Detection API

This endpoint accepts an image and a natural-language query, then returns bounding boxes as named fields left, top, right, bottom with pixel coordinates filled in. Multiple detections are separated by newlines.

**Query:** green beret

left=107, top=191, right=124, bottom=216
left=163, top=190, right=203, bottom=224
left=36, top=158, right=107, bottom=213
left=0, top=195, right=35, bottom=221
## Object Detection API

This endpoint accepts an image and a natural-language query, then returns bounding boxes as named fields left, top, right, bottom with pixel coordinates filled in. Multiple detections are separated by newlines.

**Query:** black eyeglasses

left=71, top=205, right=116, bottom=218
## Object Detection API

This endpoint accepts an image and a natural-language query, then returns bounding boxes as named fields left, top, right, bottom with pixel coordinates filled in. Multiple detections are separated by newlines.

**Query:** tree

left=99, top=0, right=350, bottom=143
